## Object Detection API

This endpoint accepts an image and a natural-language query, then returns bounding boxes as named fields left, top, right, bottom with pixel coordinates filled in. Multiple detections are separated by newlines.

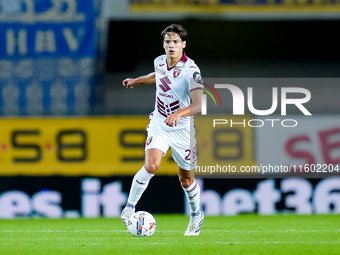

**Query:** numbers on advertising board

left=0, top=116, right=254, bottom=176
left=11, top=129, right=87, bottom=163
left=118, top=129, right=174, bottom=163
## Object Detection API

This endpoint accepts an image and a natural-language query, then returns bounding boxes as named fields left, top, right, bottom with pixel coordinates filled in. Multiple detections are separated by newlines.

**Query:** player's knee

left=145, top=162, right=160, bottom=174
left=179, top=177, right=194, bottom=188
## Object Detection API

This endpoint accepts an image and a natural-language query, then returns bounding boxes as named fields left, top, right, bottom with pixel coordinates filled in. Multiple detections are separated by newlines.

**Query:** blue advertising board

left=0, top=0, right=101, bottom=116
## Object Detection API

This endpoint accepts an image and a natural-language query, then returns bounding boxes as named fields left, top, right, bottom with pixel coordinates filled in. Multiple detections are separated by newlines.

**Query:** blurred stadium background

left=0, top=0, right=339, bottom=219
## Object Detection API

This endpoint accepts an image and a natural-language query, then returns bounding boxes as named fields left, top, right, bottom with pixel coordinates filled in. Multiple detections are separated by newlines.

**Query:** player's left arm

left=164, top=89, right=202, bottom=127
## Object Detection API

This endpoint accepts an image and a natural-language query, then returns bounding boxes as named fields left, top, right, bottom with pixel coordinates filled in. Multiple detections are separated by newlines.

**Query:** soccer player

left=121, top=24, right=204, bottom=236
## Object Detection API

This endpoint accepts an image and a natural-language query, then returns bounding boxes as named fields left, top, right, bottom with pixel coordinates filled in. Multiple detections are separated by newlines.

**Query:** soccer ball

left=127, top=211, right=156, bottom=237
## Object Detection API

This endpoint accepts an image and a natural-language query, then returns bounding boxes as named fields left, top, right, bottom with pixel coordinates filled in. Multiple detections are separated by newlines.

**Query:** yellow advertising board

left=0, top=116, right=255, bottom=176
left=131, top=2, right=340, bottom=14
left=195, top=115, right=257, bottom=176
left=0, top=117, right=166, bottom=176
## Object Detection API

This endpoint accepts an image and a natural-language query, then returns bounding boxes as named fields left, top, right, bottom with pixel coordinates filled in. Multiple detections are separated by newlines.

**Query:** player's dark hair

left=161, top=24, right=187, bottom=42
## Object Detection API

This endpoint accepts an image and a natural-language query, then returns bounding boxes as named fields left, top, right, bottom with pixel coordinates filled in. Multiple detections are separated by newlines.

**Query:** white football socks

left=126, top=166, right=154, bottom=209
left=182, top=179, right=201, bottom=218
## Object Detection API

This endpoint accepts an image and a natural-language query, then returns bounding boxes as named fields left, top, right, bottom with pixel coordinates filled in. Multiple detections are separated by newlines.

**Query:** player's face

left=163, top=32, right=186, bottom=60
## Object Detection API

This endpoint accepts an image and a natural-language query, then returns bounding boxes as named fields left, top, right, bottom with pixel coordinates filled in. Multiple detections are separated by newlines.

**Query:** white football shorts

left=145, top=125, right=197, bottom=170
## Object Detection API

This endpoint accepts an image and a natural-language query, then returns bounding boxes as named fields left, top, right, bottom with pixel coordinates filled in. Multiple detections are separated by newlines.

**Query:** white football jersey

left=150, top=52, right=202, bottom=131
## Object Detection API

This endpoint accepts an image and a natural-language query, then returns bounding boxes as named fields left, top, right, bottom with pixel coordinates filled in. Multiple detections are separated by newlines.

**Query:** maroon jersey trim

left=166, top=51, right=188, bottom=71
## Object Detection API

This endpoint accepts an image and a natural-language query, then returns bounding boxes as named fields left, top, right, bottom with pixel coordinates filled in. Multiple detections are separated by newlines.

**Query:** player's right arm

left=122, top=72, right=155, bottom=89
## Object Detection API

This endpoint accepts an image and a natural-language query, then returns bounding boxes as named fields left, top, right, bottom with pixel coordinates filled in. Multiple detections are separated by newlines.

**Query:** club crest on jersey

left=146, top=136, right=153, bottom=146
left=173, top=68, right=181, bottom=78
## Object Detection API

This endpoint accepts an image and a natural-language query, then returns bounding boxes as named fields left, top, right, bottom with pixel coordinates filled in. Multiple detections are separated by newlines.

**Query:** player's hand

left=123, top=78, right=136, bottom=89
left=165, top=112, right=181, bottom=127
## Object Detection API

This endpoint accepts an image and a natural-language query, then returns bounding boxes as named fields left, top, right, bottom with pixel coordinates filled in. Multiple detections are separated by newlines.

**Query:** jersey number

left=185, top=147, right=197, bottom=161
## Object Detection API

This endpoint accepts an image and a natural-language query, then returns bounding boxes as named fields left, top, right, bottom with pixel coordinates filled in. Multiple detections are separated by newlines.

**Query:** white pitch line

left=2, top=241, right=339, bottom=246
left=108, top=241, right=340, bottom=245
left=0, top=230, right=128, bottom=233
left=217, top=229, right=340, bottom=232
left=1, top=229, right=339, bottom=233
left=0, top=229, right=184, bottom=233
left=216, top=241, right=340, bottom=245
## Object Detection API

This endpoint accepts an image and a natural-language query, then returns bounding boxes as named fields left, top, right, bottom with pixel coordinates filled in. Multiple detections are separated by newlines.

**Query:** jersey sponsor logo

left=155, top=66, right=166, bottom=75
left=157, top=97, right=180, bottom=118
left=159, top=76, right=171, bottom=93
left=189, top=65, right=197, bottom=68
left=159, top=64, right=165, bottom=66
left=173, top=68, right=181, bottom=78
left=159, top=92, right=173, bottom=98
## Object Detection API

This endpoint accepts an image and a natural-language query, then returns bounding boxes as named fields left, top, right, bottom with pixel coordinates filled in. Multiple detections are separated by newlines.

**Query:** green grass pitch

left=0, top=214, right=339, bottom=255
